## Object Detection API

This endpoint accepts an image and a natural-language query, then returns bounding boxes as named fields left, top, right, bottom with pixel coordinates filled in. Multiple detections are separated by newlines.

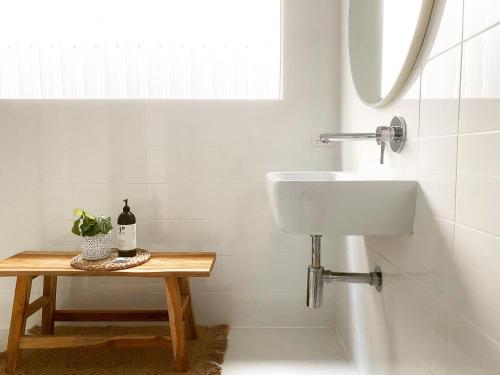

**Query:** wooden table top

left=0, top=251, right=216, bottom=277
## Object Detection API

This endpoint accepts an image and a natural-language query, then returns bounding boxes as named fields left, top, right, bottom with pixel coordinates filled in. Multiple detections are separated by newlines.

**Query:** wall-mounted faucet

left=318, top=116, right=407, bottom=164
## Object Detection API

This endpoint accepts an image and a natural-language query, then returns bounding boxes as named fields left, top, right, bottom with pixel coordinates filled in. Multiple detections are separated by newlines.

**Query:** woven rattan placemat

left=70, top=248, right=151, bottom=271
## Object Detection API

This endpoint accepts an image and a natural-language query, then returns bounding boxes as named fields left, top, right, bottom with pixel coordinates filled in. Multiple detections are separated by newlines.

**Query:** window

left=0, top=0, right=281, bottom=99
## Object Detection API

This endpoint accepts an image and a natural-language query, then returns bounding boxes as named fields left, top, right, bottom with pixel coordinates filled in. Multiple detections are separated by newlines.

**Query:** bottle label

left=117, top=224, right=137, bottom=250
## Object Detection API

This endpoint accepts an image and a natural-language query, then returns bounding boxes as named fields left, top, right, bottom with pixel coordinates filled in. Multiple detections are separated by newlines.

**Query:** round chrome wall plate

left=374, top=265, right=383, bottom=292
left=389, top=116, right=406, bottom=153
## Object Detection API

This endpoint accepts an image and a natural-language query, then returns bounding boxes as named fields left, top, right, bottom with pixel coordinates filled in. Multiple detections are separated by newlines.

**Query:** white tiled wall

left=0, top=0, right=341, bottom=347
left=336, top=0, right=500, bottom=374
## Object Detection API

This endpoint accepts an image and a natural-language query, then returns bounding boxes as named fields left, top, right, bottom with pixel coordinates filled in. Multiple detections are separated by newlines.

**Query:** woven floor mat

left=0, top=324, right=229, bottom=375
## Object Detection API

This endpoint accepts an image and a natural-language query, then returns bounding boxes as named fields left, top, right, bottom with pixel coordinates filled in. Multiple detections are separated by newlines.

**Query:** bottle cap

left=123, top=199, right=130, bottom=213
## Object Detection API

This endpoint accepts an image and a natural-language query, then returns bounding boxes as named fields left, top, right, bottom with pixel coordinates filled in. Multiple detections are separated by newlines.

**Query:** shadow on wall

left=332, top=181, right=466, bottom=373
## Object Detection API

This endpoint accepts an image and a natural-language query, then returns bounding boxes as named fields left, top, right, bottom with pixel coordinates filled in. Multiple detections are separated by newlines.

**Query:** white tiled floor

left=222, top=328, right=357, bottom=375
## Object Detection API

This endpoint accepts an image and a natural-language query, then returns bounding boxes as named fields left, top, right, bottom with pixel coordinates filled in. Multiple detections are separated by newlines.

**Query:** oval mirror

left=348, top=0, right=434, bottom=107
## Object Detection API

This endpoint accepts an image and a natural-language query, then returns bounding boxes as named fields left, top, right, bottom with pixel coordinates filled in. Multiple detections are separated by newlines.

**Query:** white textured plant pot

left=81, top=233, right=112, bottom=260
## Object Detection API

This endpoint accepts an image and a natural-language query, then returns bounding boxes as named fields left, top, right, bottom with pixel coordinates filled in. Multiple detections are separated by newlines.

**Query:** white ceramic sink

left=267, top=172, right=417, bottom=235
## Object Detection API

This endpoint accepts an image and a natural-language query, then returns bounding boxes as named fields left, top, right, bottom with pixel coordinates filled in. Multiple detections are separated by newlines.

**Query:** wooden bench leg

left=165, top=276, right=187, bottom=372
left=41, top=276, right=57, bottom=335
left=179, top=277, right=197, bottom=340
left=5, top=276, right=33, bottom=374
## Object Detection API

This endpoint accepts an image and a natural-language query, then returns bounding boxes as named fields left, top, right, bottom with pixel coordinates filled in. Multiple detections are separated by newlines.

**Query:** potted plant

left=72, top=208, right=113, bottom=261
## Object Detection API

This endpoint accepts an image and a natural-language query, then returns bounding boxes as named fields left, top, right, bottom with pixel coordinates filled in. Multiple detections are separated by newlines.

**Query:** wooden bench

left=0, top=251, right=216, bottom=374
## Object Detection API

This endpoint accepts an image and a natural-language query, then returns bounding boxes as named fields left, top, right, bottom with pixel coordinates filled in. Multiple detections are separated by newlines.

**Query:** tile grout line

left=418, top=130, right=500, bottom=142
left=445, top=1, right=466, bottom=373
left=462, top=18, right=500, bottom=44
left=334, top=328, right=359, bottom=374
left=454, top=310, right=500, bottom=352
left=457, top=130, right=500, bottom=136
left=425, top=18, right=500, bottom=65
left=454, top=220, right=500, bottom=239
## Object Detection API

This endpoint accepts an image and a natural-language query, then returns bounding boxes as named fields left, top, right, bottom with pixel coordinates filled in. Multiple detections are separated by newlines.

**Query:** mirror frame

left=348, top=0, right=434, bottom=107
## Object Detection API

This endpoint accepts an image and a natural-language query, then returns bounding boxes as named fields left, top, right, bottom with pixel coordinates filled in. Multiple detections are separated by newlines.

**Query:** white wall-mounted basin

left=267, top=172, right=417, bottom=235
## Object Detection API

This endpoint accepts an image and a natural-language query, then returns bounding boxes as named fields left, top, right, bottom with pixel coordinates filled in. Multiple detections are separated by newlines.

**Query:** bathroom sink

left=267, top=172, right=417, bottom=235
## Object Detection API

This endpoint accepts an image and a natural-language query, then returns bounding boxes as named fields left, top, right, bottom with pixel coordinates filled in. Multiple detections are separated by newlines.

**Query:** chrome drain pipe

left=306, top=265, right=324, bottom=308
left=306, top=235, right=383, bottom=309
left=323, top=268, right=383, bottom=290
left=306, top=235, right=324, bottom=308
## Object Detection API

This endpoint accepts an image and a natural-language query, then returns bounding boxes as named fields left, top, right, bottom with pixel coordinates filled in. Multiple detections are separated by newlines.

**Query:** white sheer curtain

left=0, top=0, right=281, bottom=99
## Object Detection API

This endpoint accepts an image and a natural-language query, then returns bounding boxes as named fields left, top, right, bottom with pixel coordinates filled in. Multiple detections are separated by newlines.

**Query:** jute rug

left=0, top=325, right=229, bottom=375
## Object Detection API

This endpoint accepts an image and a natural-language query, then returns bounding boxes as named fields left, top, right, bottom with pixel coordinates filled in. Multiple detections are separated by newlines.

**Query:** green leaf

left=82, top=211, right=95, bottom=220
left=71, top=219, right=81, bottom=236
left=71, top=208, right=109, bottom=237
left=96, top=216, right=113, bottom=234
left=80, top=216, right=95, bottom=236
left=87, top=223, right=100, bottom=236
left=83, top=223, right=99, bottom=237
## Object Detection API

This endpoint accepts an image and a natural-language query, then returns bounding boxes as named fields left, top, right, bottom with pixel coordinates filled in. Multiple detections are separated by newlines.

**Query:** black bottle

left=117, top=199, right=137, bottom=257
